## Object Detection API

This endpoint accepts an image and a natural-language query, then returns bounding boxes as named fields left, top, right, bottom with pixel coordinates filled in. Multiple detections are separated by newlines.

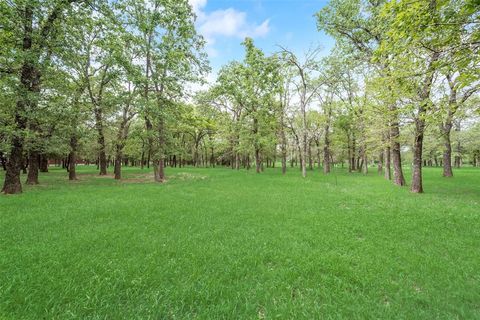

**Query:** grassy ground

left=0, top=165, right=479, bottom=319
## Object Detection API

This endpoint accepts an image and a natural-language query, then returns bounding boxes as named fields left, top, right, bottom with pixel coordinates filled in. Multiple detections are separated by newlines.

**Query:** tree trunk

left=2, top=6, right=34, bottom=194
left=253, top=117, right=261, bottom=174
left=390, top=113, right=406, bottom=186
left=26, top=152, right=39, bottom=185
left=114, top=123, right=125, bottom=180
left=2, top=146, right=24, bottom=194
left=154, top=119, right=166, bottom=182
left=255, top=149, right=261, bottom=173
left=301, top=136, right=307, bottom=178
left=323, top=108, right=331, bottom=174
left=363, top=154, right=368, bottom=175
left=140, top=141, right=145, bottom=169
left=411, top=124, right=424, bottom=193
left=39, top=154, right=48, bottom=172
left=68, top=135, right=77, bottom=180
left=235, top=152, right=240, bottom=170
left=351, top=134, right=356, bottom=171
left=308, top=142, right=313, bottom=170
left=114, top=156, right=122, bottom=180
left=384, top=147, right=391, bottom=180
left=378, top=151, right=383, bottom=175
left=280, top=123, right=287, bottom=175
left=411, top=52, right=438, bottom=193
left=442, top=129, right=453, bottom=177
left=94, top=107, right=107, bottom=175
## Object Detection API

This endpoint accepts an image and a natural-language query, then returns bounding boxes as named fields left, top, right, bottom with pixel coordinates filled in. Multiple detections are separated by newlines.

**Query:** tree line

left=1, top=0, right=479, bottom=195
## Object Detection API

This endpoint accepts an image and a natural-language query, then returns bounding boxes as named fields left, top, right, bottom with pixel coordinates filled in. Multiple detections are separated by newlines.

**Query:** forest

left=1, top=0, right=480, bottom=318
left=1, top=0, right=478, bottom=194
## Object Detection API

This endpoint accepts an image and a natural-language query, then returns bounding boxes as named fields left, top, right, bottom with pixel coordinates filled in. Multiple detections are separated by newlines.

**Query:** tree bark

left=253, top=117, right=261, bottom=173
left=114, top=156, right=122, bottom=179
left=384, top=147, right=391, bottom=180
left=114, top=121, right=125, bottom=180
left=26, top=152, right=39, bottom=185
left=39, top=154, right=49, bottom=172
left=2, top=6, right=34, bottom=194
left=411, top=52, right=439, bottom=193
left=94, top=107, right=107, bottom=175
left=389, top=108, right=406, bottom=186
left=2, top=145, right=24, bottom=194
left=411, top=124, right=424, bottom=193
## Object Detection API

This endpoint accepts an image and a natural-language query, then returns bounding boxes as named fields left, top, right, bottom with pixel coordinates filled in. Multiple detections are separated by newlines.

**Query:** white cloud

left=199, top=9, right=248, bottom=43
left=187, top=0, right=270, bottom=93
left=249, top=19, right=270, bottom=38
left=189, top=0, right=271, bottom=47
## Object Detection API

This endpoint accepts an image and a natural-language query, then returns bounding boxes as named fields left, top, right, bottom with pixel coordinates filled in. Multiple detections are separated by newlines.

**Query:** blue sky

left=189, top=0, right=335, bottom=76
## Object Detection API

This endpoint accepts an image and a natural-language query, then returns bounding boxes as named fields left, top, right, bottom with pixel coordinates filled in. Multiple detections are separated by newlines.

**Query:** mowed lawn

left=0, top=165, right=479, bottom=319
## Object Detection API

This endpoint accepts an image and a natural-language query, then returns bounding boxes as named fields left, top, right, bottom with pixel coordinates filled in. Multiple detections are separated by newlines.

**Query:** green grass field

left=1, top=165, right=479, bottom=319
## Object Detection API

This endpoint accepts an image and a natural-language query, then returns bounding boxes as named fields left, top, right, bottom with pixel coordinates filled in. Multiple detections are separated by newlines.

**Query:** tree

left=317, top=0, right=406, bottom=186
left=280, top=47, right=322, bottom=177
left=1, top=0, right=90, bottom=193
left=121, top=0, right=208, bottom=182
left=214, top=38, right=280, bottom=173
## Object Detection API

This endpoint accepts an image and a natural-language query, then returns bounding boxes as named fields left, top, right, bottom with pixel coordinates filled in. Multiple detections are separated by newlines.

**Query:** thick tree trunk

left=3, top=6, right=34, bottom=194
left=26, top=152, right=39, bottom=185
left=411, top=125, right=424, bottom=193
left=39, top=154, right=48, bottom=172
left=114, top=156, right=122, bottom=180
left=2, top=145, right=24, bottom=194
